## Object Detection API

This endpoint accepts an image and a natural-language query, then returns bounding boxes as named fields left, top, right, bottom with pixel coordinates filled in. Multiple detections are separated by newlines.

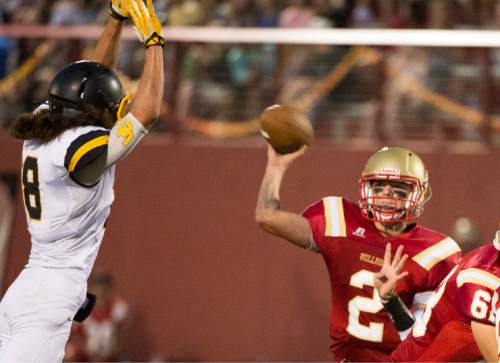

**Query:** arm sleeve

left=105, top=112, right=148, bottom=166
left=302, top=197, right=346, bottom=255
left=301, top=200, right=326, bottom=253
left=68, top=112, right=147, bottom=186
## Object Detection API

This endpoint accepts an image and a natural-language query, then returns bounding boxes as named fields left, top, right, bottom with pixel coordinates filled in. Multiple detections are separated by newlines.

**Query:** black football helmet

left=48, top=60, right=125, bottom=117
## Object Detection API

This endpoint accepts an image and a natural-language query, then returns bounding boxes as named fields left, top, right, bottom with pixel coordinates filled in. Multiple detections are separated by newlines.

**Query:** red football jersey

left=391, top=244, right=500, bottom=362
left=302, top=197, right=461, bottom=362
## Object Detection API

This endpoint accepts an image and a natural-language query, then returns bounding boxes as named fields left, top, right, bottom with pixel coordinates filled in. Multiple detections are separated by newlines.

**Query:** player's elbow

left=130, top=108, right=160, bottom=129
left=255, top=209, right=276, bottom=233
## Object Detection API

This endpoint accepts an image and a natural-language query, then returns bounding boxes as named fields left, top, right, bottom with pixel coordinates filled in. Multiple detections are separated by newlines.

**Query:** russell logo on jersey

left=353, top=227, right=366, bottom=238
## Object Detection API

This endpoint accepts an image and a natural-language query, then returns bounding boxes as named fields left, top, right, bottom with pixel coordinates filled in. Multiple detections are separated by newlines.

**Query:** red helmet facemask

left=359, top=174, right=426, bottom=223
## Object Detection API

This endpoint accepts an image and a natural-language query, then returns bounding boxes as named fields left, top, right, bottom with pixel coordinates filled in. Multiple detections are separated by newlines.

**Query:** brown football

left=259, top=105, right=314, bottom=154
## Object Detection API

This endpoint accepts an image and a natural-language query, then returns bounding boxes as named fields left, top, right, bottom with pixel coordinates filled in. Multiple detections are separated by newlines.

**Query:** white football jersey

left=21, top=125, right=115, bottom=277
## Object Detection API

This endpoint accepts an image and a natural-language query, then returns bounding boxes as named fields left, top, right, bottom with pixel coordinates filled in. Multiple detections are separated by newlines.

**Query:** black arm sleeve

left=382, top=294, right=415, bottom=331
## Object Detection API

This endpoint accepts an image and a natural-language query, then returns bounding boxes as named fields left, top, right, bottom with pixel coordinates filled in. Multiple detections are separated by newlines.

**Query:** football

left=259, top=105, right=314, bottom=154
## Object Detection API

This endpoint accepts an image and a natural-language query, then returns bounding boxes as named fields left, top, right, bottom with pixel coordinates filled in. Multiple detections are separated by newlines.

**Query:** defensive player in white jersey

left=0, top=1, right=164, bottom=361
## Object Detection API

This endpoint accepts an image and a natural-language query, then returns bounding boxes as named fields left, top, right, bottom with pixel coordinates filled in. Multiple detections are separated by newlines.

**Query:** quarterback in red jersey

left=255, top=145, right=461, bottom=361
left=376, top=235, right=500, bottom=362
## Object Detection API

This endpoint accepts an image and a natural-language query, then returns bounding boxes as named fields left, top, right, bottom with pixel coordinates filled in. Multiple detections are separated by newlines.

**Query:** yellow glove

left=109, top=0, right=128, bottom=21
left=124, top=0, right=165, bottom=48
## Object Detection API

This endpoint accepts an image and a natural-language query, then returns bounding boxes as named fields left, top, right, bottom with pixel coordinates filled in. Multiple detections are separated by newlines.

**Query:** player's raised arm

left=72, top=0, right=164, bottom=186
left=91, top=0, right=129, bottom=67
left=121, top=0, right=164, bottom=127
left=255, top=145, right=313, bottom=249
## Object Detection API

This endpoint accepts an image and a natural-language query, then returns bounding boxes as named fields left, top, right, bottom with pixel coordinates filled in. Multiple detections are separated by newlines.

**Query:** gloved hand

left=124, top=0, right=165, bottom=48
left=109, top=0, right=128, bottom=21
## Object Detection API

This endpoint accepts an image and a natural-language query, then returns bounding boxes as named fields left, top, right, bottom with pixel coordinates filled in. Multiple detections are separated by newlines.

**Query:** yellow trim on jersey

left=457, top=268, right=500, bottom=290
left=67, top=135, right=109, bottom=172
left=323, top=197, right=346, bottom=237
left=412, top=237, right=461, bottom=271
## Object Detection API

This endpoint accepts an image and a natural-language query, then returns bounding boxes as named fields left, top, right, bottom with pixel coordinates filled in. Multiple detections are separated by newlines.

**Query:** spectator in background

left=49, top=0, right=83, bottom=25
left=225, top=44, right=262, bottom=119
left=255, top=0, right=279, bottom=28
left=168, top=0, right=204, bottom=26
left=278, top=0, right=315, bottom=28
left=350, top=0, right=378, bottom=27
left=65, top=271, right=130, bottom=362
left=451, top=217, right=484, bottom=254
left=217, top=0, right=256, bottom=27
left=0, top=5, right=12, bottom=80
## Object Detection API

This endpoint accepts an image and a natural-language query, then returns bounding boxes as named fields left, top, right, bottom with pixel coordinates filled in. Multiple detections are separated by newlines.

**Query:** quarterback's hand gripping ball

left=124, top=0, right=165, bottom=48
left=259, top=105, right=314, bottom=154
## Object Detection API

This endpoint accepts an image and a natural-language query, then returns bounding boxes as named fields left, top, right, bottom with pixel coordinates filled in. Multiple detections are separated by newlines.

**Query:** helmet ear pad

left=48, top=60, right=124, bottom=117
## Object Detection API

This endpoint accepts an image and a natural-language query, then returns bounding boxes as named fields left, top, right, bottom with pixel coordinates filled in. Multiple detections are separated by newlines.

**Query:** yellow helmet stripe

left=68, top=135, right=109, bottom=172
left=323, top=197, right=346, bottom=237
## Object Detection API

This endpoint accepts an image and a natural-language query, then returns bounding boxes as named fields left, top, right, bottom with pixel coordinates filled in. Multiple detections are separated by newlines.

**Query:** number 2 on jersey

left=347, top=270, right=384, bottom=342
left=22, top=156, right=42, bottom=220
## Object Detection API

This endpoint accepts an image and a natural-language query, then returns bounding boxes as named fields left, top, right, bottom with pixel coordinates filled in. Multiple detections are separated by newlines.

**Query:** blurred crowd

left=3, top=0, right=500, bottom=29
left=2, top=0, right=500, bottom=142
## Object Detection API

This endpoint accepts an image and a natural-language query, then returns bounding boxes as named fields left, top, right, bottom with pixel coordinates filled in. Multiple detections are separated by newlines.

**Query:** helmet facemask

left=359, top=174, right=428, bottom=223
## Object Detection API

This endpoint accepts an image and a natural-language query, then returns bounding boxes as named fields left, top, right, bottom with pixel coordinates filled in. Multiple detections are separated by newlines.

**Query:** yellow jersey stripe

left=412, top=237, right=461, bottom=271
left=323, top=197, right=346, bottom=237
left=68, top=135, right=109, bottom=172
left=457, top=268, right=500, bottom=290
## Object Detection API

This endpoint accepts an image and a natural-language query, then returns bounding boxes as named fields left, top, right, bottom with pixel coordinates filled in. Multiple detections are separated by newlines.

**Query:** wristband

left=382, top=294, right=415, bottom=331
left=145, top=32, right=165, bottom=48
left=109, top=3, right=128, bottom=21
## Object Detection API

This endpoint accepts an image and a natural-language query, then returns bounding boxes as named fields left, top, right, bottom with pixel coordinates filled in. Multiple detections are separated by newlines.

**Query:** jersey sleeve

left=301, top=199, right=325, bottom=249
left=455, top=268, right=500, bottom=325
left=411, top=236, right=462, bottom=291
left=50, top=126, right=110, bottom=177
left=64, top=129, right=109, bottom=174
left=415, top=320, right=479, bottom=362
left=301, top=196, right=345, bottom=254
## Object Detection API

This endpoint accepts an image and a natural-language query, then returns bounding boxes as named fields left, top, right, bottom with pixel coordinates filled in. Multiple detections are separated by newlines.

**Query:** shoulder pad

left=64, top=129, right=110, bottom=173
